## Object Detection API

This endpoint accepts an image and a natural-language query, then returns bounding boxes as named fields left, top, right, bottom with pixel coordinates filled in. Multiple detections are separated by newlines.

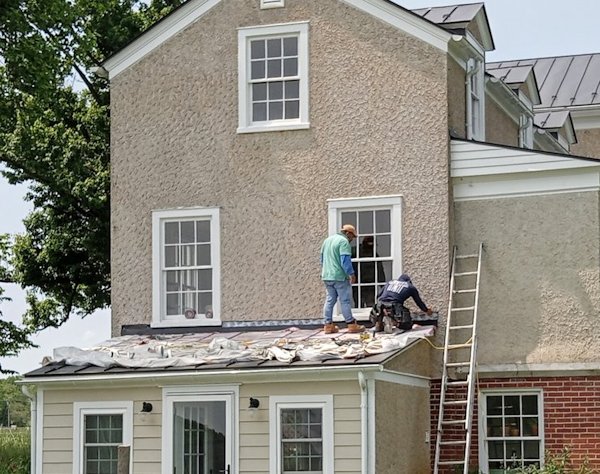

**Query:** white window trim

left=72, top=401, right=134, bottom=474
left=327, top=195, right=403, bottom=320
left=152, top=207, right=221, bottom=328
left=519, top=114, right=534, bottom=149
left=237, top=21, right=310, bottom=134
left=478, top=389, right=545, bottom=474
left=269, top=395, right=334, bottom=474
left=466, top=57, right=485, bottom=141
left=161, top=385, right=239, bottom=474
left=261, top=0, right=285, bottom=8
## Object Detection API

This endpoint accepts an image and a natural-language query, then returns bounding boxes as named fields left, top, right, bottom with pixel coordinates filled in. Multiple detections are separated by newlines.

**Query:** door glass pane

left=173, top=401, right=226, bottom=474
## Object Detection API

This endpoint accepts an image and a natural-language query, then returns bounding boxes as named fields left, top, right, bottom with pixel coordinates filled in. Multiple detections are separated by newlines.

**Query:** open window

left=327, top=196, right=402, bottom=318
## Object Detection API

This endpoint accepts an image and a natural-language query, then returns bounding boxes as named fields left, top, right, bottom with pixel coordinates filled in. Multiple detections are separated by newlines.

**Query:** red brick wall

left=430, top=376, right=600, bottom=473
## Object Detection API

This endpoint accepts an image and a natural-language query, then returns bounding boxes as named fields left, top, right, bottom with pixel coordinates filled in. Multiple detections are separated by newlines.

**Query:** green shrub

left=0, top=428, right=30, bottom=474
left=517, top=447, right=597, bottom=474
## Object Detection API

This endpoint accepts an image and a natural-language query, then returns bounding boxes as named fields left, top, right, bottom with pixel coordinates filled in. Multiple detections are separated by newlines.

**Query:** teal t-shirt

left=321, top=232, right=352, bottom=281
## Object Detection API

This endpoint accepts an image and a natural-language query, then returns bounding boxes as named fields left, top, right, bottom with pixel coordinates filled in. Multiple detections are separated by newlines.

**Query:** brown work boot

left=346, top=320, right=365, bottom=333
left=324, top=323, right=339, bottom=334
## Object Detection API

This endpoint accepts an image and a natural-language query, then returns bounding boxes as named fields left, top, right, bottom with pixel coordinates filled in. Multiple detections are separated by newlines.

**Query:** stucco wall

left=375, top=380, right=430, bottom=473
left=447, top=57, right=466, bottom=138
left=485, top=97, right=519, bottom=147
left=454, top=191, right=600, bottom=364
left=572, top=127, right=600, bottom=159
left=110, top=0, right=451, bottom=333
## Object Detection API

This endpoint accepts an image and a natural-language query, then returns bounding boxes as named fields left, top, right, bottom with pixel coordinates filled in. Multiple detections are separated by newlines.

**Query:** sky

left=0, top=0, right=599, bottom=376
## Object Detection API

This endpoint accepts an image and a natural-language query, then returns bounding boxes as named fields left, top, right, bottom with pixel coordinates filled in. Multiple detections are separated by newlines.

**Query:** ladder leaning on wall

left=433, top=243, right=484, bottom=474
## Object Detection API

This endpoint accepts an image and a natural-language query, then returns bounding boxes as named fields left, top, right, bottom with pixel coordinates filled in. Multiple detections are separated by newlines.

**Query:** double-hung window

left=270, top=396, right=334, bottom=474
left=73, top=402, right=133, bottom=474
left=238, top=22, right=309, bottom=133
left=327, top=196, right=403, bottom=317
left=152, top=207, right=221, bottom=327
left=479, top=391, right=543, bottom=473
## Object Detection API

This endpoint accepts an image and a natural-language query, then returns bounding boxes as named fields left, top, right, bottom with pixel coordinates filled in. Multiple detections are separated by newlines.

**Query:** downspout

left=465, top=58, right=478, bottom=140
left=358, top=371, right=368, bottom=474
left=21, top=385, right=36, bottom=474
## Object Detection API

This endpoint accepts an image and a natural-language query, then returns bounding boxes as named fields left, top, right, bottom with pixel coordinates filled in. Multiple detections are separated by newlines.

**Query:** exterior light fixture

left=141, top=402, right=153, bottom=413
left=249, top=397, right=260, bottom=409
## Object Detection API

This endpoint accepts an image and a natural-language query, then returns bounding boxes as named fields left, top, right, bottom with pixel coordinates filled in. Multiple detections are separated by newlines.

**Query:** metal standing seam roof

left=23, top=325, right=437, bottom=379
left=488, top=54, right=600, bottom=108
left=486, top=64, right=535, bottom=86
left=533, top=110, right=572, bottom=130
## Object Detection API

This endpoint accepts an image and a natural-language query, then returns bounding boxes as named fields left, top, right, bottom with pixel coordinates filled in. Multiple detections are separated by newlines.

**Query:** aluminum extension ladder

left=433, top=243, right=483, bottom=474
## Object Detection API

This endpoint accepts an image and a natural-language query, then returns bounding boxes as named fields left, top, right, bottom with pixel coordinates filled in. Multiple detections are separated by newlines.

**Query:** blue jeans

left=323, top=280, right=355, bottom=324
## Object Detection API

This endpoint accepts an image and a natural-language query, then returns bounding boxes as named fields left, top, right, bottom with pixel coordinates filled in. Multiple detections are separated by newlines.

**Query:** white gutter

left=358, top=371, right=368, bottom=474
left=21, top=386, right=37, bottom=474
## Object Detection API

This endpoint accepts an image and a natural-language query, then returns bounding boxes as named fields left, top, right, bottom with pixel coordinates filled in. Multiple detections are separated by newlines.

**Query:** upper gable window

left=467, top=58, right=485, bottom=141
left=152, top=208, right=221, bottom=328
left=238, top=22, right=309, bottom=133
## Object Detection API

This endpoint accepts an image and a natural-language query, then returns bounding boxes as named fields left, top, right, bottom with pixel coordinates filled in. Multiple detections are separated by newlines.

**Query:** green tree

left=0, top=0, right=185, bottom=369
left=0, top=376, right=30, bottom=427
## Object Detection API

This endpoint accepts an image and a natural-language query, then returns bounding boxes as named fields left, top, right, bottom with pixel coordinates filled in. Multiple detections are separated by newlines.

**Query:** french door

left=163, top=387, right=236, bottom=474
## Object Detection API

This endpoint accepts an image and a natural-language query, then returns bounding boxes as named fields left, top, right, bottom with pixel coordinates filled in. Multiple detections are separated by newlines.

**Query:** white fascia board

left=103, top=0, right=222, bottom=79
left=453, top=168, right=600, bottom=201
left=571, top=108, right=600, bottom=130
left=485, top=77, right=527, bottom=123
left=339, top=0, right=450, bottom=52
left=450, top=140, right=599, bottom=177
left=534, top=128, right=568, bottom=154
left=448, top=32, right=484, bottom=69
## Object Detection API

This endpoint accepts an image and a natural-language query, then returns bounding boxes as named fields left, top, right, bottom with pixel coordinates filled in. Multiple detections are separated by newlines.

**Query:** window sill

left=151, top=318, right=222, bottom=329
left=237, top=121, right=310, bottom=134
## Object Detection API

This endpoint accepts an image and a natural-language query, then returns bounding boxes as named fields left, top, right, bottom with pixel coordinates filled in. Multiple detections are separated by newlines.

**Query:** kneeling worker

left=376, top=274, right=433, bottom=331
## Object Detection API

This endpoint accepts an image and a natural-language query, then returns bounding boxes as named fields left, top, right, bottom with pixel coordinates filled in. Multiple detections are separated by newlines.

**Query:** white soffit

left=103, top=0, right=450, bottom=79
left=451, top=139, right=600, bottom=200
left=103, top=0, right=222, bottom=79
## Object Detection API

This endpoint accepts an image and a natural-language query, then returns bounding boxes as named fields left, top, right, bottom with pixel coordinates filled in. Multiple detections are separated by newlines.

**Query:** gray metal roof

left=488, top=54, right=600, bottom=108
left=534, top=110, right=571, bottom=130
left=487, top=64, right=534, bottom=86
left=410, top=2, right=484, bottom=24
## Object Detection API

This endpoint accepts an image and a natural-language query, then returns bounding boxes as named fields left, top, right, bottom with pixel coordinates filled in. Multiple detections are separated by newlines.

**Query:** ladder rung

left=449, top=324, right=473, bottom=330
left=448, top=343, right=472, bottom=349
left=446, top=380, right=468, bottom=387
left=456, top=254, right=478, bottom=259
left=454, top=271, right=477, bottom=276
left=444, top=400, right=467, bottom=406
left=442, top=419, right=467, bottom=425
left=446, top=362, right=470, bottom=367
left=440, top=440, right=467, bottom=446
left=453, top=289, right=476, bottom=294
left=451, top=306, right=475, bottom=312
left=438, top=460, right=466, bottom=466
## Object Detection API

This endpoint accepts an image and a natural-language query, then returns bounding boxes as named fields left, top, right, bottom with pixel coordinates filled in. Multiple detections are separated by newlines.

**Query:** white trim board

left=103, top=0, right=451, bottom=79
left=35, top=389, right=43, bottom=474
left=477, top=362, right=600, bottom=377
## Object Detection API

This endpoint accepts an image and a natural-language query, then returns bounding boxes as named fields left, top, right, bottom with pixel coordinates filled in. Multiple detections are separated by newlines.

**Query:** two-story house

left=22, top=1, right=600, bottom=473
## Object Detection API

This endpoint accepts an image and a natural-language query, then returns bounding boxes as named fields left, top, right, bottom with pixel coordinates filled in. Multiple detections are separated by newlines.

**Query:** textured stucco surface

left=110, top=0, right=451, bottom=333
left=447, top=57, right=466, bottom=138
left=454, top=192, right=600, bottom=364
left=485, top=97, right=519, bottom=147
left=375, top=381, right=430, bottom=473
left=385, top=339, right=432, bottom=378
left=572, top=127, right=600, bottom=159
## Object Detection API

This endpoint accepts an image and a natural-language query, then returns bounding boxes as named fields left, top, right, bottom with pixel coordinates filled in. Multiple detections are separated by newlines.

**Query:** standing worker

left=320, top=224, right=365, bottom=334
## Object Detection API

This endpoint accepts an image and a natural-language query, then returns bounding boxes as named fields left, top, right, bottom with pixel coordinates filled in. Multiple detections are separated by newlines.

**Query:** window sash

left=481, top=392, right=543, bottom=471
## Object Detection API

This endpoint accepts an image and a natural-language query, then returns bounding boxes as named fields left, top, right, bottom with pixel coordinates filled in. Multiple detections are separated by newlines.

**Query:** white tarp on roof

left=47, top=326, right=436, bottom=369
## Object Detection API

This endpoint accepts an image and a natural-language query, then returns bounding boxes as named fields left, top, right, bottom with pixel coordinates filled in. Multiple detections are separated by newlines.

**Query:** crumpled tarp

left=47, top=326, right=436, bottom=369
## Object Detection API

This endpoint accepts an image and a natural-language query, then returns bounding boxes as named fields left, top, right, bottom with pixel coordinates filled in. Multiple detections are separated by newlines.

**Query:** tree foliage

left=0, top=0, right=185, bottom=367
left=0, top=377, right=30, bottom=427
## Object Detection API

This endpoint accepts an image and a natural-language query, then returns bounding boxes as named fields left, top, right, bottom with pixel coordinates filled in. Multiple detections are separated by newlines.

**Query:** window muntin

left=250, top=36, right=300, bottom=122
left=281, top=408, right=323, bottom=473
left=328, top=196, right=402, bottom=317
left=152, top=208, right=220, bottom=327
left=270, top=396, right=333, bottom=474
left=340, top=209, right=392, bottom=309
left=482, top=392, right=543, bottom=472
left=84, top=414, right=122, bottom=474
left=238, top=22, right=309, bottom=133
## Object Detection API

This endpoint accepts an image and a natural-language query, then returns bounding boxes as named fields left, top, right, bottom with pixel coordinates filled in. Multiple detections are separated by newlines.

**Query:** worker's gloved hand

left=426, top=309, right=433, bottom=316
